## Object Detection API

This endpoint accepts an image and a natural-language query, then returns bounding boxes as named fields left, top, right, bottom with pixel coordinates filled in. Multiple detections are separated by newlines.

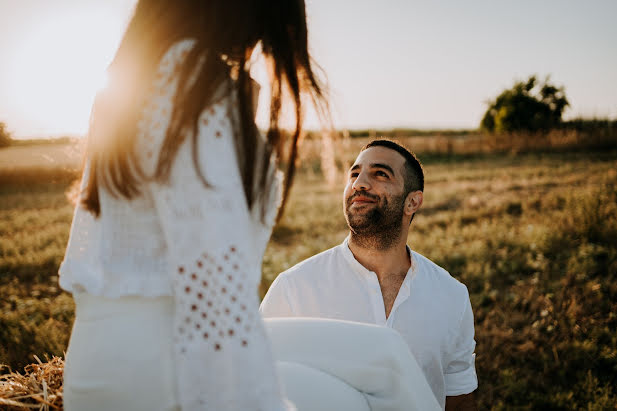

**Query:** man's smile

left=348, top=193, right=379, bottom=207
left=346, top=193, right=382, bottom=218
left=351, top=195, right=377, bottom=205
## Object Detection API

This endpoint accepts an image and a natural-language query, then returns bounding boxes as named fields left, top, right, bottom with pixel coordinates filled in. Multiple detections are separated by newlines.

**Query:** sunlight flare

left=7, top=9, right=125, bottom=137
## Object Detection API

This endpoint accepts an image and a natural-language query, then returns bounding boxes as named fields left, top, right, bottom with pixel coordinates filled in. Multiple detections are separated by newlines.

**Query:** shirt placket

left=365, top=272, right=387, bottom=325
left=386, top=279, right=411, bottom=327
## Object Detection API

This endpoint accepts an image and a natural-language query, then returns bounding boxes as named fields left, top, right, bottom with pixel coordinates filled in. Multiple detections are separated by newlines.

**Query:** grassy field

left=1, top=138, right=616, bottom=409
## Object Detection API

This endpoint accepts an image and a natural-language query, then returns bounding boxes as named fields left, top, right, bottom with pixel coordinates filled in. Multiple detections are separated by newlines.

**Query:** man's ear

left=404, top=191, right=423, bottom=217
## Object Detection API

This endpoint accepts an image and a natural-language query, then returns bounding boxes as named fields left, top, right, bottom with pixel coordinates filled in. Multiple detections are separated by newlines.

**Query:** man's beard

left=344, top=191, right=405, bottom=250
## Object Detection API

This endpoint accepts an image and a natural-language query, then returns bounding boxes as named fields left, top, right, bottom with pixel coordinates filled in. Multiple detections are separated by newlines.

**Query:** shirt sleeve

left=141, top=40, right=290, bottom=411
left=444, top=289, right=478, bottom=396
left=260, top=273, right=296, bottom=317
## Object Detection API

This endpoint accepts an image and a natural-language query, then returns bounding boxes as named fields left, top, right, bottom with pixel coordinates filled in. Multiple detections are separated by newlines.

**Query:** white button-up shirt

left=260, top=237, right=478, bottom=409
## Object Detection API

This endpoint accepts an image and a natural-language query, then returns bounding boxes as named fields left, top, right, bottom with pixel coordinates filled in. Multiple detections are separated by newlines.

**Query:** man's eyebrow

left=349, top=164, right=361, bottom=172
left=371, top=163, right=395, bottom=176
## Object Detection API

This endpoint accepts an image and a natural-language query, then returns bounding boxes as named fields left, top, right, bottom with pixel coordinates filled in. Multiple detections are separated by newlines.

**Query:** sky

left=0, top=0, right=616, bottom=139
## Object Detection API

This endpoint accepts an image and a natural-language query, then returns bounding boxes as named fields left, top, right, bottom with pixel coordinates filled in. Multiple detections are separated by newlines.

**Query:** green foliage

left=469, top=184, right=617, bottom=409
left=0, top=122, right=13, bottom=148
left=0, top=182, right=75, bottom=370
left=481, top=75, right=569, bottom=133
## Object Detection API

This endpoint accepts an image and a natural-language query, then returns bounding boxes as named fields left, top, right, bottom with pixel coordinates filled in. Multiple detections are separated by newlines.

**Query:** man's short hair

left=362, top=139, right=424, bottom=196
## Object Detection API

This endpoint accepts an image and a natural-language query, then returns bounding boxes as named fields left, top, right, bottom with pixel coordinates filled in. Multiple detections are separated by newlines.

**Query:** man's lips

left=350, top=195, right=377, bottom=204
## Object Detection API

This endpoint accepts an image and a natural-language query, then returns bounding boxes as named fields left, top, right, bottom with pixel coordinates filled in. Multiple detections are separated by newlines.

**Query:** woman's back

left=61, top=40, right=287, bottom=410
left=61, top=40, right=279, bottom=297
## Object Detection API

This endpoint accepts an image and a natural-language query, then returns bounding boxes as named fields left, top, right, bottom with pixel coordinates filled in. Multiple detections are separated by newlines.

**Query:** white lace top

left=59, top=40, right=289, bottom=410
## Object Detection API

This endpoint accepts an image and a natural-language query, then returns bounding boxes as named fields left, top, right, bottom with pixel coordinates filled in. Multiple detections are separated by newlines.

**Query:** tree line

left=2, top=74, right=615, bottom=146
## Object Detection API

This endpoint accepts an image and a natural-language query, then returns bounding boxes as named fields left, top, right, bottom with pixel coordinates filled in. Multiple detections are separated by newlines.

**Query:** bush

left=481, top=75, right=569, bottom=133
left=0, top=122, right=12, bottom=148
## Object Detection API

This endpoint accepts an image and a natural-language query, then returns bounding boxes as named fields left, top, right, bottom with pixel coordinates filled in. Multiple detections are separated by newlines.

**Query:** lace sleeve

left=140, top=40, right=289, bottom=411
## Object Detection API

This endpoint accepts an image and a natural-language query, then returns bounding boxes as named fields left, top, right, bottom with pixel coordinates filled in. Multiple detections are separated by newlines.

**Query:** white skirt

left=63, top=293, right=180, bottom=411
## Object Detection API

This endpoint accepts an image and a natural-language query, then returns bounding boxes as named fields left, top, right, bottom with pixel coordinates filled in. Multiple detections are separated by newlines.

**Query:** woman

left=59, top=1, right=328, bottom=409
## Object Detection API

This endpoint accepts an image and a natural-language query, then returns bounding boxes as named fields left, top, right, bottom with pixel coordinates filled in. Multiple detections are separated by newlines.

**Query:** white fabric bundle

left=265, top=317, right=441, bottom=411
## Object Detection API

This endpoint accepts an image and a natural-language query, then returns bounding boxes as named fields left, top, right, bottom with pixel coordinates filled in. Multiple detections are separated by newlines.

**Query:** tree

left=481, top=75, right=569, bottom=133
left=0, top=122, right=13, bottom=147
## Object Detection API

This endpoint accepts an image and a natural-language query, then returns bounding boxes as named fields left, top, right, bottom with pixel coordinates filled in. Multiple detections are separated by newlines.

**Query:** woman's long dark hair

left=82, top=0, right=329, bottom=221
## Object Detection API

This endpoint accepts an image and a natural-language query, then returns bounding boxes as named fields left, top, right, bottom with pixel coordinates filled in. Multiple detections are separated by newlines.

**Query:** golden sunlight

left=7, top=10, right=124, bottom=137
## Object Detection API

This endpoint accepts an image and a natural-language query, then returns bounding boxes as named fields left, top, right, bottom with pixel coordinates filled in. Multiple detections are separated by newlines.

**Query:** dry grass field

left=1, top=137, right=616, bottom=409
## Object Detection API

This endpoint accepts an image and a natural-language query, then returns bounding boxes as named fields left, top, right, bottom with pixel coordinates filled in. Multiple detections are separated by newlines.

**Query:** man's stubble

left=344, top=191, right=406, bottom=250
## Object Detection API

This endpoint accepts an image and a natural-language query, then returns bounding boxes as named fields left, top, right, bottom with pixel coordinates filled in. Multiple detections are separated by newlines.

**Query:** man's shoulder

left=279, top=244, right=343, bottom=281
left=412, top=250, right=469, bottom=296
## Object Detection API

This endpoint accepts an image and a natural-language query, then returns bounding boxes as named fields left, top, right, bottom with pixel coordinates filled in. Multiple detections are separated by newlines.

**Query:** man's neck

left=348, top=232, right=411, bottom=283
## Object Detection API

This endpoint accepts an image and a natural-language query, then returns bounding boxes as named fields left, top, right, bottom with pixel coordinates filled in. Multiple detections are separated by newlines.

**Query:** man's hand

left=445, top=391, right=477, bottom=411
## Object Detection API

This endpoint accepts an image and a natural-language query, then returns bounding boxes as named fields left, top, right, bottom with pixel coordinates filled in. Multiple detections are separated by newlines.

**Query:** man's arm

left=446, top=391, right=477, bottom=411
left=444, top=288, right=478, bottom=408
left=260, top=273, right=295, bottom=317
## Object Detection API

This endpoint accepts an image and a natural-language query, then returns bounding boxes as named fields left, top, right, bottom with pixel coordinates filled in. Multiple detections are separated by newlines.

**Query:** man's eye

left=376, top=171, right=388, bottom=177
left=350, top=172, right=359, bottom=178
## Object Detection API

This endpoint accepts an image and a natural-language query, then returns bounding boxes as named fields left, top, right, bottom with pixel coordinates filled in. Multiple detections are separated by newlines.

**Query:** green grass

left=0, top=182, right=75, bottom=378
left=1, top=142, right=616, bottom=409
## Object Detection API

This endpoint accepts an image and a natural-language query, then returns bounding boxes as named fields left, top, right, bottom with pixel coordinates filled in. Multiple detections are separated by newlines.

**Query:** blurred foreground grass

left=1, top=139, right=616, bottom=409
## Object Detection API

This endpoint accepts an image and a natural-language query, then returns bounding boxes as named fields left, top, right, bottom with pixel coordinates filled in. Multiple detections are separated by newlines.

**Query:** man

left=261, top=140, right=478, bottom=410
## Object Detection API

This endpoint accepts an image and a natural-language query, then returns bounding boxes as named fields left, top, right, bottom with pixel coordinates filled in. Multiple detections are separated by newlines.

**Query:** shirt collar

left=340, top=235, right=417, bottom=283
left=340, top=235, right=372, bottom=278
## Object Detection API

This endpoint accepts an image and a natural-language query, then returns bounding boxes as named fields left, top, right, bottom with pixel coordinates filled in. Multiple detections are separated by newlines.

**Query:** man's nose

left=352, top=171, right=371, bottom=191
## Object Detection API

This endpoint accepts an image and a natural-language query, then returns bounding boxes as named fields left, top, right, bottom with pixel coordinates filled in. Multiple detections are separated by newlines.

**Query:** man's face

left=343, top=146, right=407, bottom=234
